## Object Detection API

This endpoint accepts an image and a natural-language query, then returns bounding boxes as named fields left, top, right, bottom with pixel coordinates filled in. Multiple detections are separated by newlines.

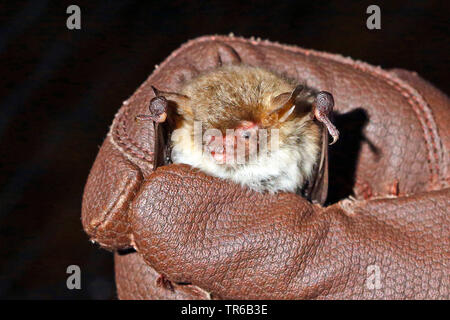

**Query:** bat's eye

left=242, top=131, right=251, bottom=139
left=236, top=121, right=258, bottom=141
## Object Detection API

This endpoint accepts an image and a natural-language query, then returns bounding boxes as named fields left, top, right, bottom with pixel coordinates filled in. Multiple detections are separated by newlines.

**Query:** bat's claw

left=313, top=91, right=340, bottom=145
left=328, top=126, right=339, bottom=145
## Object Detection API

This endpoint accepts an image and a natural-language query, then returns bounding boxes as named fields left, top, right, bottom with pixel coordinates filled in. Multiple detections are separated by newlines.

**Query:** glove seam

left=89, top=137, right=143, bottom=247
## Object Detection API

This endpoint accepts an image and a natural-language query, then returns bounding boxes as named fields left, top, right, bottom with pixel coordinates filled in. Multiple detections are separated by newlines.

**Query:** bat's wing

left=136, top=92, right=175, bottom=170
left=153, top=123, right=163, bottom=170
left=153, top=118, right=175, bottom=169
left=301, top=90, right=339, bottom=205
left=301, top=124, right=329, bottom=205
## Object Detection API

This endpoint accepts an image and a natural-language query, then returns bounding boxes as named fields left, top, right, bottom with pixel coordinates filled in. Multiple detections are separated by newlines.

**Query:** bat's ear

left=263, top=85, right=304, bottom=126
left=151, top=86, right=192, bottom=117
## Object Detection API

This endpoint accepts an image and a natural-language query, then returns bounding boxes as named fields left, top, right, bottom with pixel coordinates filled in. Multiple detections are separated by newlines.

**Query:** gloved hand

left=82, top=35, right=449, bottom=299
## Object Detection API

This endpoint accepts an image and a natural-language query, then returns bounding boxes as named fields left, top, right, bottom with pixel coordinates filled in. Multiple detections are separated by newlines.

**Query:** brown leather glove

left=82, top=35, right=449, bottom=299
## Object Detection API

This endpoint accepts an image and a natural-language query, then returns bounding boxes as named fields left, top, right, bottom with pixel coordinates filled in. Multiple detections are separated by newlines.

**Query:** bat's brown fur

left=178, top=65, right=296, bottom=129
left=166, top=65, right=322, bottom=194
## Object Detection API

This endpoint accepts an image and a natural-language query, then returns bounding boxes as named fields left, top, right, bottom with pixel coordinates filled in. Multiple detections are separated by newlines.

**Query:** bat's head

left=153, top=66, right=337, bottom=167
left=140, top=65, right=338, bottom=200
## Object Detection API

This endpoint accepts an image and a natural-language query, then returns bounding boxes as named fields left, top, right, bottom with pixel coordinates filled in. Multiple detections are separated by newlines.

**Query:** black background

left=0, top=0, right=448, bottom=299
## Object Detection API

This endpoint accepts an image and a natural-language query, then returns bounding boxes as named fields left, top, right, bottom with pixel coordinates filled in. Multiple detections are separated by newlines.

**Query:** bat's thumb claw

left=135, top=114, right=152, bottom=122
left=326, top=123, right=339, bottom=145
left=329, top=133, right=339, bottom=145
left=313, top=91, right=339, bottom=146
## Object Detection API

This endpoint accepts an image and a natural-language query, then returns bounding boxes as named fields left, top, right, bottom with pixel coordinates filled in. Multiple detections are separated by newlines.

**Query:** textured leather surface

left=82, top=35, right=449, bottom=299
left=114, top=252, right=211, bottom=300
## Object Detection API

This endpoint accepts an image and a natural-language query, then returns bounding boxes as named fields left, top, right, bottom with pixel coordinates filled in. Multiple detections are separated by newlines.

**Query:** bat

left=136, top=65, right=339, bottom=205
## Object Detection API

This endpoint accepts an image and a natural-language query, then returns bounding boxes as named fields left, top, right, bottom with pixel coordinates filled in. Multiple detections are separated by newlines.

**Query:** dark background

left=0, top=0, right=448, bottom=299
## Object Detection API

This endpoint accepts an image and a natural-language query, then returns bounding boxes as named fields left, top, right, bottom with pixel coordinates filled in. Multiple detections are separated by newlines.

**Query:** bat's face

left=137, top=65, right=338, bottom=201
left=173, top=65, right=318, bottom=167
